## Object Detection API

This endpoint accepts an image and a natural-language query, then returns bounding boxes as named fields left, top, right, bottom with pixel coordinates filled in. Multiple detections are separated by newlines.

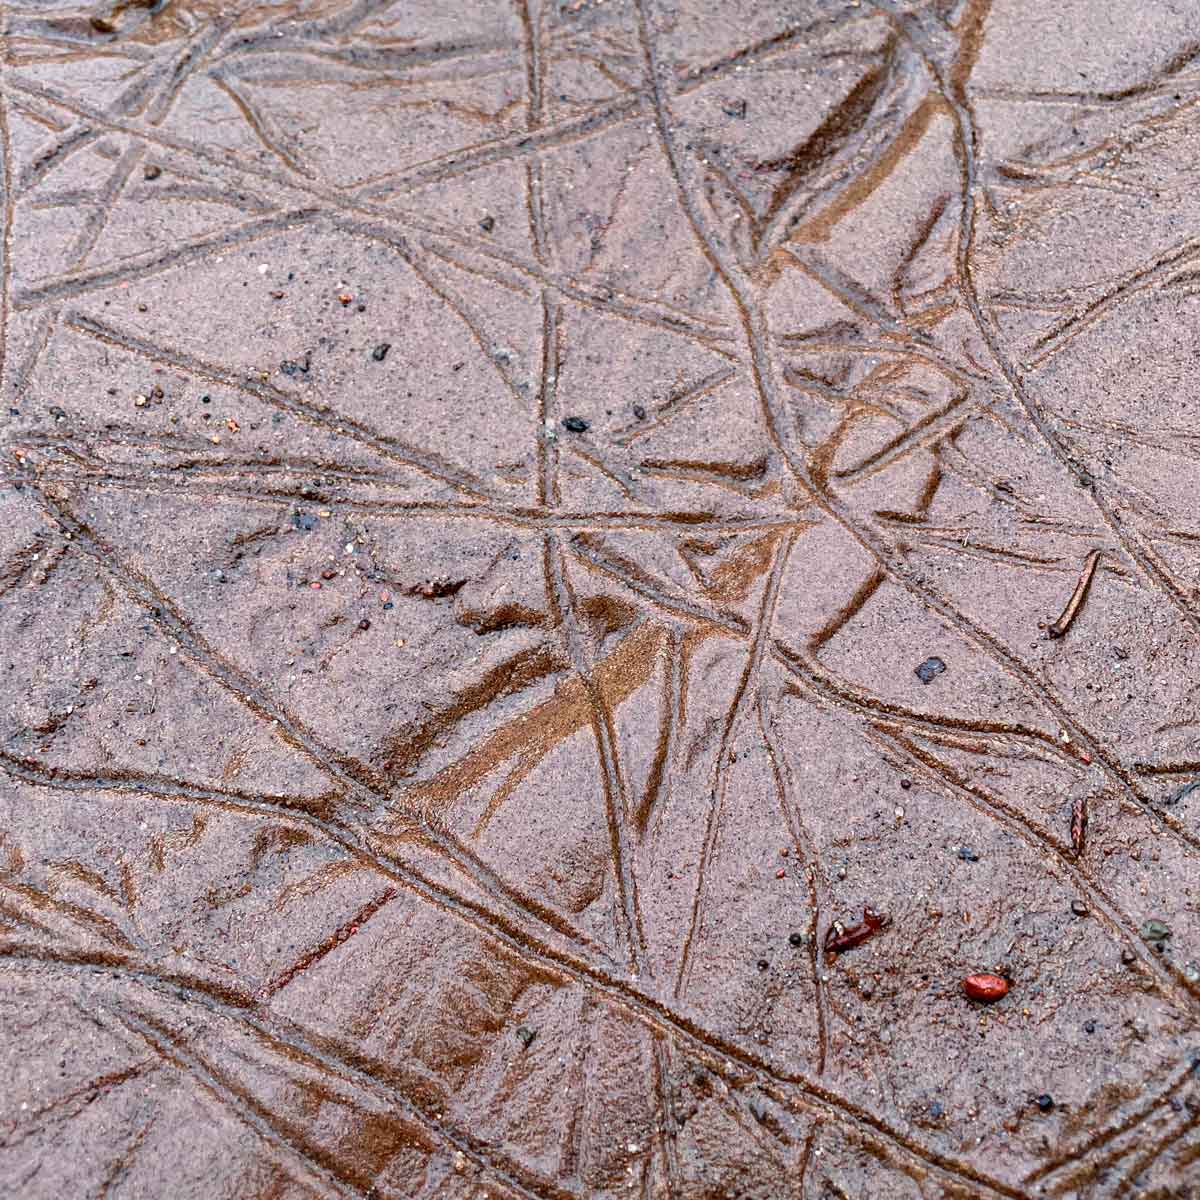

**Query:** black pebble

left=515, top=1025, right=536, bottom=1049
left=1071, top=899, right=1089, bottom=917
left=358, top=619, right=371, bottom=631
left=1084, top=1020, right=1096, bottom=1034
left=382, top=601, right=394, bottom=611
left=562, top=416, right=589, bottom=433
left=958, top=847, right=979, bottom=862
left=480, top=215, right=495, bottom=233
left=371, top=343, right=391, bottom=362
left=788, top=932, right=804, bottom=947
left=756, top=958, right=769, bottom=972
left=293, top=511, right=316, bottom=532
left=915, top=657, right=946, bottom=685
left=1168, top=781, right=1200, bottom=807
left=633, top=404, right=646, bottom=420
left=143, top=164, right=162, bottom=181
left=1036, top=1094, right=1054, bottom=1112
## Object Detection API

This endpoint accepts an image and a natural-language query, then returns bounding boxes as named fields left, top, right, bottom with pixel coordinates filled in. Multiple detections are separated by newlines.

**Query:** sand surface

left=3, top=1, right=1200, bottom=1195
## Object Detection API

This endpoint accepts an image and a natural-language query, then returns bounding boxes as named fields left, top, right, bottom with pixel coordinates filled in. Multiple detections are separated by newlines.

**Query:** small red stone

left=963, top=973, right=1009, bottom=1002
left=775, top=867, right=786, bottom=879
left=310, top=581, right=322, bottom=590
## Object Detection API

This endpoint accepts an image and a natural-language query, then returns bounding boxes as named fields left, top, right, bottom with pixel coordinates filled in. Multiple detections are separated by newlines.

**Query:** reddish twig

left=1047, top=549, right=1102, bottom=639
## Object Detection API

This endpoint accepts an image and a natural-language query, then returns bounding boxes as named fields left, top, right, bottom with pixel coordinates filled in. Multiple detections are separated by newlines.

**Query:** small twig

left=1071, top=796, right=1088, bottom=857
left=1047, top=549, right=1102, bottom=639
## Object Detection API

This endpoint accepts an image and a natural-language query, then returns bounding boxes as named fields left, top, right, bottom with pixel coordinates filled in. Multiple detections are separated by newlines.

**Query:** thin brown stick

left=1047, top=549, right=1102, bottom=638
left=1071, top=796, right=1088, bottom=857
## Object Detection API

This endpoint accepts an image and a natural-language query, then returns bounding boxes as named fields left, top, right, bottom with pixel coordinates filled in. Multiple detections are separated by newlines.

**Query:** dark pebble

left=562, top=416, right=589, bottom=433
left=722, top=99, right=747, bottom=119
left=1113, top=645, right=1128, bottom=660
left=382, top=601, right=394, bottom=610
left=1140, top=919, right=1171, bottom=943
left=915, top=656, right=946, bottom=685
left=1168, top=781, right=1200, bottom=807
left=900, top=779, right=912, bottom=790
left=201, top=395, right=211, bottom=404
left=788, top=932, right=804, bottom=947
left=480, top=215, right=495, bottom=233
left=371, top=343, right=391, bottom=362
left=756, top=958, right=769, bottom=972
left=958, top=847, right=979, bottom=862
left=633, top=404, right=646, bottom=420
left=358, top=619, right=371, bottom=631
left=143, top=164, right=162, bottom=181
left=929, top=1101, right=944, bottom=1119
left=515, top=1025, right=536, bottom=1049
left=1036, top=1094, right=1055, bottom=1113
left=1121, top=948, right=1136, bottom=965
left=1084, top=1020, right=1096, bottom=1034
left=293, top=511, right=316, bottom=532
left=1071, top=899, right=1089, bottom=917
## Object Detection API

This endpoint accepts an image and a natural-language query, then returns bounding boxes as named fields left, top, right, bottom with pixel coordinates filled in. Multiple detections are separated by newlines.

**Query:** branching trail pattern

left=2, top=0, right=1199, bottom=1195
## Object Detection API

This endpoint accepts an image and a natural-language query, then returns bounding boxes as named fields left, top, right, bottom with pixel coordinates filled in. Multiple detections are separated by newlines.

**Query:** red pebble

left=963, top=973, right=1009, bottom=1002
left=775, top=867, right=786, bottom=879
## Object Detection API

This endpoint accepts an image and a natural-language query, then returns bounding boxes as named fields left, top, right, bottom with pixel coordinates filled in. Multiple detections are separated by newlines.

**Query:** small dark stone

left=1113, top=645, right=1128, bottom=660
left=788, top=932, right=804, bottom=947
left=293, top=511, right=316, bottom=532
left=358, top=619, right=371, bottom=631
left=929, top=1101, right=944, bottom=1119
left=958, top=847, right=979, bottom=862
left=756, top=958, right=769, bottom=972
left=1168, top=781, right=1200, bottom=807
left=633, top=404, right=647, bottom=421
left=143, top=164, right=162, bottom=181
left=1121, top=948, right=1136, bottom=965
left=201, top=395, right=211, bottom=404
left=515, top=1025, right=536, bottom=1049
left=280, top=352, right=311, bottom=378
left=371, top=343, right=391, bottom=362
left=150, top=385, right=164, bottom=399
left=479, top=215, right=495, bottom=233
left=48, top=405, right=67, bottom=421
left=1036, top=1094, right=1055, bottom=1113
left=562, top=416, right=589, bottom=433
left=1084, top=1020, right=1096, bottom=1034
left=1141, top=919, right=1171, bottom=943
left=382, top=601, right=394, bottom=611
left=915, top=656, right=946, bottom=685
left=1071, top=899, right=1089, bottom=917
left=900, top=779, right=912, bottom=790
left=722, top=99, right=747, bottom=119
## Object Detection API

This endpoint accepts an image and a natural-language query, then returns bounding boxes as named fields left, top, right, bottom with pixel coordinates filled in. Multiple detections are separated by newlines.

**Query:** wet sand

left=2, top=0, right=1200, bottom=1195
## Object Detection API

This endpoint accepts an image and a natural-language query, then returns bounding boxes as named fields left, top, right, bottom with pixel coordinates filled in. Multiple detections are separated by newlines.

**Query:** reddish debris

left=825, top=907, right=889, bottom=954
left=963, top=973, right=1010, bottom=1002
